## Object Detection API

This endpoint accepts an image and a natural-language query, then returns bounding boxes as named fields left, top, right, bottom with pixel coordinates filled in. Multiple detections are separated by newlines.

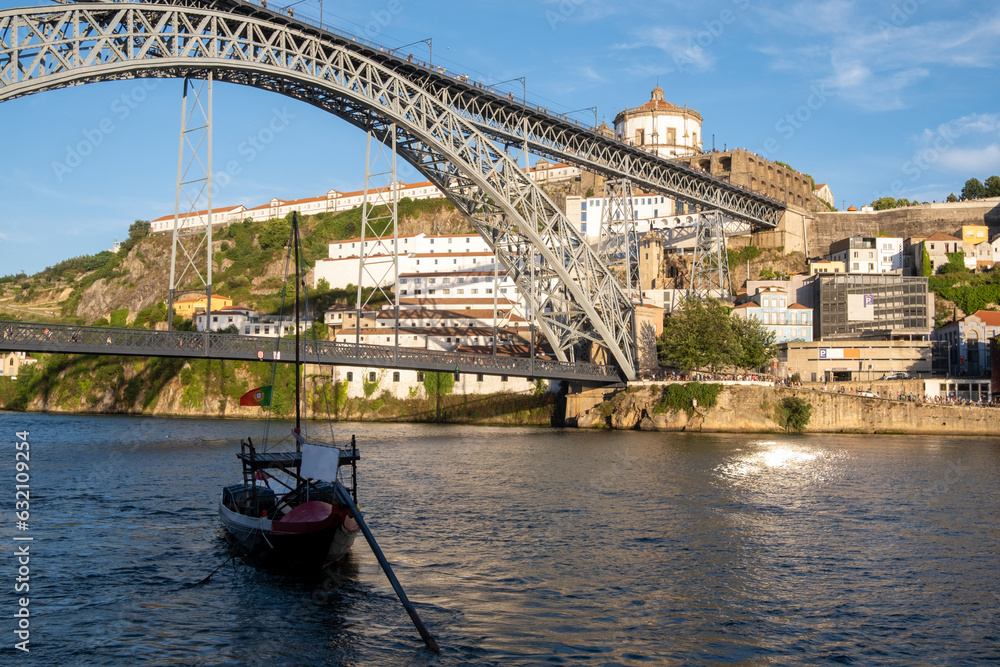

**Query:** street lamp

left=562, top=106, right=598, bottom=129
left=389, top=38, right=433, bottom=65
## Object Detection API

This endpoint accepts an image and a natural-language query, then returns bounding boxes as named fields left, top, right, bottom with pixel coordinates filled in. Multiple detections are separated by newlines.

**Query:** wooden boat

left=215, top=213, right=438, bottom=651
left=218, top=437, right=361, bottom=569
left=218, top=212, right=359, bottom=570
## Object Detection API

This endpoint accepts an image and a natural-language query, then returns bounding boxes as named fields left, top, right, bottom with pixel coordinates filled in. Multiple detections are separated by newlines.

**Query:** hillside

left=0, top=197, right=465, bottom=326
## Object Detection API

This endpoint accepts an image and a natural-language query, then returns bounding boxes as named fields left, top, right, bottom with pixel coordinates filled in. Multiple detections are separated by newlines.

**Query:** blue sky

left=1, top=0, right=999, bottom=276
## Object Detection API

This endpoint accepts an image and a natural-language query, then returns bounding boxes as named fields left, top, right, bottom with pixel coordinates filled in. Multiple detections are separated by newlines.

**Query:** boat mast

left=293, top=212, right=302, bottom=443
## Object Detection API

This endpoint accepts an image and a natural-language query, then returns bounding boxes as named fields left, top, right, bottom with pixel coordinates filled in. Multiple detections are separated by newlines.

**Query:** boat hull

left=219, top=483, right=357, bottom=570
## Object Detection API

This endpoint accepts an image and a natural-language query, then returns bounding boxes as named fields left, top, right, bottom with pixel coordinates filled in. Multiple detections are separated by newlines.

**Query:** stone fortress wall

left=802, top=199, right=1000, bottom=258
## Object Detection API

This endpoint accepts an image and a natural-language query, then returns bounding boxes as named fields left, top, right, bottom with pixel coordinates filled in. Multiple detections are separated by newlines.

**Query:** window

left=453, top=372, right=460, bottom=381
left=255, top=326, right=260, bottom=334
left=346, top=372, right=353, bottom=382
left=501, top=375, right=508, bottom=382
left=368, top=372, right=376, bottom=382
left=212, top=316, right=218, bottom=323
left=393, top=372, right=400, bottom=382
left=477, top=374, right=484, bottom=382
left=417, top=372, right=424, bottom=382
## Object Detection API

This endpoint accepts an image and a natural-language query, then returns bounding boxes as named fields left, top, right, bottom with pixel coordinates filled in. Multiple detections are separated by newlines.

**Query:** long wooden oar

left=335, top=483, right=440, bottom=654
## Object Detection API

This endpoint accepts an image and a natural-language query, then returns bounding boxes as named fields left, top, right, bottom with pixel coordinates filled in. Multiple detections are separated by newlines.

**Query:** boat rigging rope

left=261, top=230, right=296, bottom=450
left=302, top=283, right=339, bottom=446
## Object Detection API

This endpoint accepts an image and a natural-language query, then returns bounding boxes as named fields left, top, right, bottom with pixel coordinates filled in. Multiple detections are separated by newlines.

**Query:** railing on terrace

left=0, top=322, right=623, bottom=384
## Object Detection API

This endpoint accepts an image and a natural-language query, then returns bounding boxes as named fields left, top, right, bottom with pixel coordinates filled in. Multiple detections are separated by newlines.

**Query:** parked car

left=881, top=372, right=911, bottom=381
left=859, top=390, right=879, bottom=398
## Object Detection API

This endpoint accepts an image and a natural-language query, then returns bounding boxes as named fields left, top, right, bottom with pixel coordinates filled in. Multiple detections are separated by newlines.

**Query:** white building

left=826, top=236, right=904, bottom=274
left=314, top=233, right=501, bottom=290
left=613, top=86, right=703, bottom=158
left=564, top=193, right=681, bottom=241
left=149, top=163, right=580, bottom=235
left=241, top=315, right=316, bottom=338
left=329, top=365, right=538, bottom=400
left=195, top=307, right=255, bottom=332
left=813, top=183, right=835, bottom=208
left=731, top=286, right=814, bottom=344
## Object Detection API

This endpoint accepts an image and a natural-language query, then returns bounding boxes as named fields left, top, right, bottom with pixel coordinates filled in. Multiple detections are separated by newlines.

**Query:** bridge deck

left=0, top=322, right=623, bottom=384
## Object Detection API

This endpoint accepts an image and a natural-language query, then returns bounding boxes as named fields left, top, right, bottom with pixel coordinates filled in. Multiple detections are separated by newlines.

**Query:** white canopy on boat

left=301, top=444, right=341, bottom=483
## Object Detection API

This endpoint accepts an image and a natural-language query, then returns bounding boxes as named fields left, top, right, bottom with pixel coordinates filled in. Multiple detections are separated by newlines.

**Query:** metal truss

left=0, top=321, right=622, bottom=384
left=137, top=0, right=787, bottom=230
left=599, top=179, right=640, bottom=299
left=0, top=2, right=635, bottom=378
left=356, top=125, right=400, bottom=359
left=689, top=212, right=732, bottom=299
left=167, top=73, right=214, bottom=330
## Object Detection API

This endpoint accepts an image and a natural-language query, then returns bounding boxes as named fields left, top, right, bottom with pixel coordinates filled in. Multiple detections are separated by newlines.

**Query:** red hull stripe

left=271, top=501, right=337, bottom=535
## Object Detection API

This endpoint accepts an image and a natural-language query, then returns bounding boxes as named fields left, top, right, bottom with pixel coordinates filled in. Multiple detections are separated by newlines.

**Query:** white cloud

left=623, top=25, right=716, bottom=74
left=756, top=3, right=1000, bottom=111
left=938, top=145, right=1000, bottom=173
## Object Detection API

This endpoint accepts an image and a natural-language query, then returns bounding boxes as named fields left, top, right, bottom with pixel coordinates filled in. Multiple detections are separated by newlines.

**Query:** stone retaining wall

left=569, top=384, right=1000, bottom=435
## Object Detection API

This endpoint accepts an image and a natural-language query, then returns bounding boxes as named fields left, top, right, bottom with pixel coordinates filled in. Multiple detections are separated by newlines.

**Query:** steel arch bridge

left=0, top=1, right=786, bottom=382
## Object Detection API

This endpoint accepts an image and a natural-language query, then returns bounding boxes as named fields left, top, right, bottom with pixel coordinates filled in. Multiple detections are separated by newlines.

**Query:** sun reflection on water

left=716, top=440, right=843, bottom=486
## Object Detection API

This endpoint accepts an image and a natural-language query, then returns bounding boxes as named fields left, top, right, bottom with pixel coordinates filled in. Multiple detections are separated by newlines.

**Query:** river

left=0, top=412, right=997, bottom=665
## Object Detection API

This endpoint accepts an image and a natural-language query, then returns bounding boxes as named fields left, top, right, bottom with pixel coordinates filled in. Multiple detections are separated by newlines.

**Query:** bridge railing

left=0, top=321, right=622, bottom=383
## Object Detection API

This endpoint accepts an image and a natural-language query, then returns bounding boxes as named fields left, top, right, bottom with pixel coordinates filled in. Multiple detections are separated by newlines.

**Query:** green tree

left=777, top=396, right=812, bottom=432
left=109, top=308, right=129, bottom=327
left=730, top=315, right=777, bottom=370
left=871, top=197, right=898, bottom=211
left=946, top=193, right=959, bottom=203
left=962, top=178, right=986, bottom=200
left=423, top=371, right=455, bottom=422
left=422, top=371, right=454, bottom=396
left=258, top=217, right=291, bottom=251
left=941, top=251, right=967, bottom=274
left=657, top=297, right=734, bottom=371
left=984, top=175, right=1000, bottom=198
left=922, top=244, right=933, bottom=277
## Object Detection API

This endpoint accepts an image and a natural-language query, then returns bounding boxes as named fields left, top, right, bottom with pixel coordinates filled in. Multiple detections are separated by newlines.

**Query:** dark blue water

left=0, top=412, right=998, bottom=665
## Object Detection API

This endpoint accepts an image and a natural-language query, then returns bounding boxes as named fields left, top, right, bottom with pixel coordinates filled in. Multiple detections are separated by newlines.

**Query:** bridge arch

left=0, top=2, right=637, bottom=379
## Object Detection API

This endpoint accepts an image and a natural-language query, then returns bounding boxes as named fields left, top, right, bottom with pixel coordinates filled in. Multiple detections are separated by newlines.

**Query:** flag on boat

left=240, top=386, right=273, bottom=407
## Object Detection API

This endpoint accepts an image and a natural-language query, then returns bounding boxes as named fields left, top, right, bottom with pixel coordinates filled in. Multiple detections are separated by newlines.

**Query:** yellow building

left=173, top=294, right=233, bottom=318
left=1, top=351, right=37, bottom=379
left=808, top=259, right=845, bottom=275
left=960, top=225, right=989, bottom=246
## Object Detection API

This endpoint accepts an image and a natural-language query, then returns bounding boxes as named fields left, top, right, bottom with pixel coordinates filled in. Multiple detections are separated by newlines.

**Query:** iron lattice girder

left=123, top=0, right=786, bottom=229
left=0, top=322, right=621, bottom=383
left=0, top=2, right=636, bottom=379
